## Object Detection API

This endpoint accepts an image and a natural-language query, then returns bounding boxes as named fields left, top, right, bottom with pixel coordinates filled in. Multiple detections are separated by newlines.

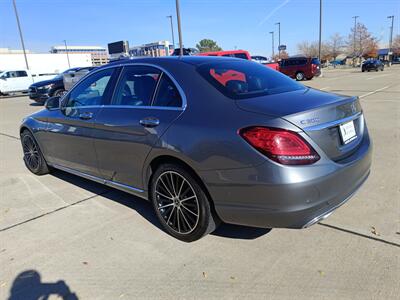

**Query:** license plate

left=339, top=121, right=357, bottom=144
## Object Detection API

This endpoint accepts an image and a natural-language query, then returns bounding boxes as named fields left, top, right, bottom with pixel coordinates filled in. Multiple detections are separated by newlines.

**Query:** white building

left=50, top=45, right=109, bottom=65
left=0, top=51, right=92, bottom=74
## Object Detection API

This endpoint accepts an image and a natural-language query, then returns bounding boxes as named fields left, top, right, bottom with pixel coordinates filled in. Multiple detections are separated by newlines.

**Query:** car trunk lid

left=236, top=88, right=364, bottom=161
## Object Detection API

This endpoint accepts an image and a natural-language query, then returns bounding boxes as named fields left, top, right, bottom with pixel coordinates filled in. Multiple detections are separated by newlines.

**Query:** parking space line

left=318, top=222, right=400, bottom=248
left=359, top=85, right=391, bottom=98
left=320, top=86, right=330, bottom=90
left=366, top=73, right=391, bottom=80
left=0, top=190, right=109, bottom=233
left=0, top=132, right=20, bottom=140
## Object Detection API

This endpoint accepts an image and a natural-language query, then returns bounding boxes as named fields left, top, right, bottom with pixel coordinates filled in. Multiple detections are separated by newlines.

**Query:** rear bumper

left=199, top=133, right=372, bottom=229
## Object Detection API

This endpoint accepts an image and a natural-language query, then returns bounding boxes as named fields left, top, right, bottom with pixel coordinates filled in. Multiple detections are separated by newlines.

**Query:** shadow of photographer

left=8, top=270, right=78, bottom=300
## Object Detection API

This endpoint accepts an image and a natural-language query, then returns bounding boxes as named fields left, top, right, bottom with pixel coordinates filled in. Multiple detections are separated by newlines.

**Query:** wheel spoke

left=156, top=191, right=174, bottom=201
left=158, top=202, right=174, bottom=210
left=177, top=178, right=185, bottom=198
left=169, top=172, right=177, bottom=196
left=166, top=206, right=175, bottom=224
left=180, top=195, right=196, bottom=203
left=179, top=208, right=193, bottom=231
left=181, top=204, right=198, bottom=217
left=176, top=208, right=181, bottom=233
left=159, top=177, right=174, bottom=197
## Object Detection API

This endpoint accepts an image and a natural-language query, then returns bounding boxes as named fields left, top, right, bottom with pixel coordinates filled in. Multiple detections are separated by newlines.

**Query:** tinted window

left=152, top=74, right=182, bottom=107
left=16, top=71, right=28, bottom=77
left=112, top=66, right=160, bottom=106
left=65, top=68, right=114, bottom=107
left=234, top=53, right=249, bottom=59
left=197, top=60, right=305, bottom=99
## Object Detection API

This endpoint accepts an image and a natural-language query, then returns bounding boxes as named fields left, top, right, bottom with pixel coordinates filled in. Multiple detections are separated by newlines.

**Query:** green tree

left=196, top=39, right=222, bottom=52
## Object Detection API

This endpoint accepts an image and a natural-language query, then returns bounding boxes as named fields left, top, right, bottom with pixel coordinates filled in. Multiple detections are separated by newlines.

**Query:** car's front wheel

left=53, top=89, right=66, bottom=97
left=295, top=72, right=305, bottom=81
left=150, top=163, right=219, bottom=242
left=20, top=130, right=50, bottom=175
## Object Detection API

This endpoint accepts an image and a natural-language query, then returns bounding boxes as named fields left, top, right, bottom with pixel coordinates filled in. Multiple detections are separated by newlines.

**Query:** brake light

left=239, top=127, right=320, bottom=165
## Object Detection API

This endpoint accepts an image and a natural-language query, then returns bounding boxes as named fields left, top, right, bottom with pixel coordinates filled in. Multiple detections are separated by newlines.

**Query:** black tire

left=362, top=69, right=365, bottom=72
left=53, top=89, right=66, bottom=97
left=295, top=72, right=305, bottom=81
left=20, top=130, right=50, bottom=175
left=150, top=163, right=219, bottom=242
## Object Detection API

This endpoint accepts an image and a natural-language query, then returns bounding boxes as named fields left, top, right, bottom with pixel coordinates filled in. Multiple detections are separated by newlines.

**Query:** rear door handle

left=79, top=112, right=93, bottom=120
left=140, top=117, right=160, bottom=128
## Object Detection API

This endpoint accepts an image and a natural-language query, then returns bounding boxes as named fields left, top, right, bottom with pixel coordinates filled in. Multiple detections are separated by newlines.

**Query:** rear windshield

left=197, top=60, right=305, bottom=99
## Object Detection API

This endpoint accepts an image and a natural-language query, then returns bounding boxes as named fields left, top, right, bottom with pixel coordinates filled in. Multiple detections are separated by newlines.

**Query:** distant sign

left=108, top=41, right=128, bottom=54
left=278, top=45, right=287, bottom=51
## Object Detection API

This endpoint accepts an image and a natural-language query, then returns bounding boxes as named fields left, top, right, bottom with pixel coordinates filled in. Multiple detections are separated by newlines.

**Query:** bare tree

left=346, top=22, right=379, bottom=58
left=392, top=35, right=400, bottom=55
left=272, top=50, right=289, bottom=61
left=327, top=33, right=345, bottom=60
left=297, top=41, right=330, bottom=61
left=297, top=41, right=319, bottom=57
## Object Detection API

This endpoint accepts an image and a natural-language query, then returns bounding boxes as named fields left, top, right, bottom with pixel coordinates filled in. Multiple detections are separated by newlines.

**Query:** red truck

left=197, top=50, right=279, bottom=70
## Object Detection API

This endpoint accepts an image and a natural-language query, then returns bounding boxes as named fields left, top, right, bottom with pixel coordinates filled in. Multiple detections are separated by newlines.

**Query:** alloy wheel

left=155, top=171, right=200, bottom=234
left=22, top=135, right=40, bottom=171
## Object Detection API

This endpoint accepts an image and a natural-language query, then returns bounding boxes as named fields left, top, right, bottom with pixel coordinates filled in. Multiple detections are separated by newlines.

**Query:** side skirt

left=50, top=163, right=149, bottom=200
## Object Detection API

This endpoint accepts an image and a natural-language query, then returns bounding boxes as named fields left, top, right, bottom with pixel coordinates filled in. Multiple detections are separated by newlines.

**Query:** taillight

left=239, top=127, right=320, bottom=165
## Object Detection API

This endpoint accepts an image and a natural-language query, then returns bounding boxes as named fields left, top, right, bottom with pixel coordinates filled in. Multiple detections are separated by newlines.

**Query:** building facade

left=50, top=45, right=109, bottom=65
left=129, top=41, right=172, bottom=57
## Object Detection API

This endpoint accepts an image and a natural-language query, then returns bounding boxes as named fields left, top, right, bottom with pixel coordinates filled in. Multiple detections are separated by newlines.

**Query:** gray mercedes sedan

left=20, top=56, right=372, bottom=242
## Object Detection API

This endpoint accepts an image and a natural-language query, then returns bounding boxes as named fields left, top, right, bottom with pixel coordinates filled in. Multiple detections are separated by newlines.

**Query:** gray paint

left=20, top=56, right=372, bottom=229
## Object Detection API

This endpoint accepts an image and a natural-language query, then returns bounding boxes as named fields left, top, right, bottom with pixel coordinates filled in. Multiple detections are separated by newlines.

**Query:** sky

left=1, top=0, right=399, bottom=58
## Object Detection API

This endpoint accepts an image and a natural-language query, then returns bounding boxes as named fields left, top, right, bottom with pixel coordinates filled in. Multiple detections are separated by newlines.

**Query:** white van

left=0, top=70, right=57, bottom=95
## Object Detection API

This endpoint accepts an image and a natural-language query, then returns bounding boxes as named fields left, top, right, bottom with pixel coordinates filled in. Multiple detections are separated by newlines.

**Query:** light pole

left=275, top=22, right=281, bottom=59
left=166, top=15, right=175, bottom=50
left=175, top=0, right=183, bottom=56
left=352, top=16, right=359, bottom=66
left=388, top=15, right=394, bottom=60
left=318, top=0, right=322, bottom=61
left=352, top=16, right=359, bottom=55
left=63, top=40, right=71, bottom=68
left=269, top=31, right=275, bottom=60
left=12, top=0, right=29, bottom=70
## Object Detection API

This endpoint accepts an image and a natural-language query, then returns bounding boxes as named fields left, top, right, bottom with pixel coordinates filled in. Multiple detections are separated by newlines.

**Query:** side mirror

left=45, top=96, right=60, bottom=110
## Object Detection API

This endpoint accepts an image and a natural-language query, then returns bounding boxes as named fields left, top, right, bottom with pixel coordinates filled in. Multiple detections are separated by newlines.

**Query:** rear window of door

left=152, top=74, right=182, bottom=108
left=65, top=68, right=115, bottom=107
left=16, top=71, right=28, bottom=77
left=112, top=66, right=160, bottom=106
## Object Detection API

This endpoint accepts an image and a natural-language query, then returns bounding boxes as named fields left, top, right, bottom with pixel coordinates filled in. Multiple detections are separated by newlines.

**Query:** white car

left=0, top=70, right=57, bottom=95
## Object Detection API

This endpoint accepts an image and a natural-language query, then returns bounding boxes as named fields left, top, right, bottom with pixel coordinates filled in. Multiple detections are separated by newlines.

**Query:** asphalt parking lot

left=1, top=66, right=399, bottom=299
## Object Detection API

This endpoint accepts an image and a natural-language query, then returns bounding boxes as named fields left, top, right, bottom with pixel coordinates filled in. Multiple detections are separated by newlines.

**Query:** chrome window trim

left=62, top=62, right=187, bottom=111
left=304, top=112, right=362, bottom=131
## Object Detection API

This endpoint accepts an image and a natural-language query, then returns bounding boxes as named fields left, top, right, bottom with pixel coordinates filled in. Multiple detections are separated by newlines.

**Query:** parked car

left=361, top=60, right=384, bottom=72
left=28, top=67, right=95, bottom=104
left=198, top=49, right=252, bottom=60
left=279, top=57, right=321, bottom=80
left=0, top=70, right=57, bottom=95
left=251, top=56, right=269, bottom=64
left=171, top=48, right=199, bottom=56
left=20, top=56, right=371, bottom=242
left=198, top=50, right=280, bottom=70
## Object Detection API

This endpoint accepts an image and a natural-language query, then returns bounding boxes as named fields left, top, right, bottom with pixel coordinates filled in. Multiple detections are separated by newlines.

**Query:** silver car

left=20, top=56, right=372, bottom=242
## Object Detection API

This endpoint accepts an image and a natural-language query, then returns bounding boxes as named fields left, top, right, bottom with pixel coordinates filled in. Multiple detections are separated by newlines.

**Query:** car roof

left=101, top=55, right=240, bottom=70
